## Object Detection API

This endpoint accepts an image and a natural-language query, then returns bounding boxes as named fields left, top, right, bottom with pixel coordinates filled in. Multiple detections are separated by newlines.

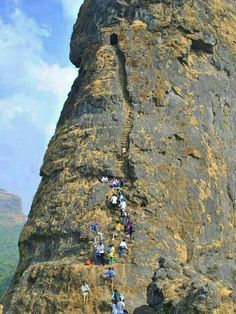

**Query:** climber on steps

left=97, top=231, right=104, bottom=242
left=107, top=244, right=115, bottom=264
left=97, top=241, right=105, bottom=265
left=101, top=176, right=109, bottom=183
left=120, top=210, right=129, bottom=225
left=126, top=222, right=134, bottom=241
left=117, top=189, right=125, bottom=202
left=112, top=290, right=125, bottom=304
left=110, top=194, right=118, bottom=209
left=110, top=178, right=120, bottom=188
left=117, top=297, right=127, bottom=314
left=81, top=280, right=90, bottom=307
left=119, top=199, right=126, bottom=211
left=119, top=239, right=128, bottom=258
left=103, top=267, right=116, bottom=290
left=122, top=147, right=127, bottom=155
left=112, top=299, right=118, bottom=314
left=112, top=222, right=122, bottom=241
left=90, top=222, right=99, bottom=233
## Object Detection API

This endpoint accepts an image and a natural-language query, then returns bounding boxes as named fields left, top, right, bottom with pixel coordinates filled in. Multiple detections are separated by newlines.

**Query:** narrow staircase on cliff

left=114, top=42, right=134, bottom=181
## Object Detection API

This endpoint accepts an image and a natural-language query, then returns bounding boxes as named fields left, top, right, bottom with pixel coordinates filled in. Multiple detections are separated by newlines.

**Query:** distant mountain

left=0, top=189, right=26, bottom=298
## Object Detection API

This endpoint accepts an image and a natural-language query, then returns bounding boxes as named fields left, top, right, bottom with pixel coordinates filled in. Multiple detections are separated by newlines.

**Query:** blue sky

left=0, top=0, right=83, bottom=214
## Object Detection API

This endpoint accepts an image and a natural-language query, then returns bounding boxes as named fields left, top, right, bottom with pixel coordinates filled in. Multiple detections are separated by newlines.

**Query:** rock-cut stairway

left=115, top=47, right=133, bottom=180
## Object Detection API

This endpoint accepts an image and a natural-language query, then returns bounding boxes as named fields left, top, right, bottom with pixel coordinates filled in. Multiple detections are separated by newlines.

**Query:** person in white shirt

left=117, top=297, right=125, bottom=314
left=81, top=281, right=90, bottom=306
left=97, top=242, right=105, bottom=265
left=119, top=200, right=126, bottom=211
left=119, top=239, right=128, bottom=258
left=112, top=300, right=118, bottom=314
left=110, top=195, right=118, bottom=209
left=101, top=176, right=108, bottom=183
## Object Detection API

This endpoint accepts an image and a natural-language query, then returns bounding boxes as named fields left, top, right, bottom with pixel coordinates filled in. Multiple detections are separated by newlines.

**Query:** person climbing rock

left=81, top=280, right=90, bottom=307
left=122, top=147, right=127, bottom=155
left=117, top=189, right=125, bottom=202
left=112, top=299, right=118, bottom=314
left=126, top=222, right=134, bottom=241
left=110, top=194, right=118, bottom=209
left=93, top=234, right=99, bottom=249
left=120, top=210, right=128, bottom=225
left=93, top=246, right=99, bottom=264
left=103, top=267, right=116, bottom=290
left=97, top=241, right=105, bottom=265
left=112, top=289, right=120, bottom=304
left=90, top=222, right=99, bottom=233
left=101, top=176, right=109, bottom=183
left=119, top=239, right=128, bottom=258
left=107, top=244, right=115, bottom=264
left=110, top=178, right=120, bottom=188
left=112, top=290, right=125, bottom=304
left=119, top=199, right=126, bottom=211
left=121, top=209, right=128, bottom=218
left=112, top=222, right=122, bottom=241
left=117, top=297, right=126, bottom=314
left=97, top=231, right=104, bottom=242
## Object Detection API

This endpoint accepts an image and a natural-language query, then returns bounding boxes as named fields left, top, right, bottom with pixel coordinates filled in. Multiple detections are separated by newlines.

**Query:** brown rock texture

left=2, top=0, right=236, bottom=313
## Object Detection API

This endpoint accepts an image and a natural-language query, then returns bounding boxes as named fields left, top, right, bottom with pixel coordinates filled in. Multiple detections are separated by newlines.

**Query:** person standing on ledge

left=117, top=297, right=126, bottom=314
left=119, top=239, right=128, bottom=258
left=81, top=280, right=90, bottom=308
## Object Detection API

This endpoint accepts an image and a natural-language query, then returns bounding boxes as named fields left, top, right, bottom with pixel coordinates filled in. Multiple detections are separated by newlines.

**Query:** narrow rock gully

left=114, top=45, right=133, bottom=181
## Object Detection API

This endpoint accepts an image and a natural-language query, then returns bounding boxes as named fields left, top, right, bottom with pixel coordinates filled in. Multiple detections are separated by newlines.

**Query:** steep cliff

left=2, top=0, right=236, bottom=313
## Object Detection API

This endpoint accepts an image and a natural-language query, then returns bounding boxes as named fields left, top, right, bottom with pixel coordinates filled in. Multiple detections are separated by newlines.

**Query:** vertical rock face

left=2, top=0, right=236, bottom=313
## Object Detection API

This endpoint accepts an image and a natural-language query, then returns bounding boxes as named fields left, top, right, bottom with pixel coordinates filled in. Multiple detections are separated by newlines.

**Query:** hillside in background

left=0, top=189, right=26, bottom=298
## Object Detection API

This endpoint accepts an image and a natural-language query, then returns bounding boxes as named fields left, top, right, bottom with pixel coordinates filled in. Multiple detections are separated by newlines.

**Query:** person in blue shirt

left=103, top=267, right=116, bottom=290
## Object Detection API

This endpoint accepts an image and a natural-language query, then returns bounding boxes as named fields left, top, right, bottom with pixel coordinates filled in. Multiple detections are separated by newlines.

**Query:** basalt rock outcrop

left=2, top=0, right=236, bottom=313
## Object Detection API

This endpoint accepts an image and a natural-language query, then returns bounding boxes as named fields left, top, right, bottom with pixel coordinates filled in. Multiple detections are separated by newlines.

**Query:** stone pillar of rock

left=2, top=0, right=236, bottom=313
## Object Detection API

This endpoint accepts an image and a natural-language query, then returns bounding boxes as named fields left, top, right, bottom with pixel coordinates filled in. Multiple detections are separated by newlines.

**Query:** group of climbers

left=81, top=281, right=128, bottom=314
left=101, top=176, right=124, bottom=188
left=110, top=188, right=134, bottom=241
left=81, top=281, right=128, bottom=313
left=111, top=289, right=128, bottom=314
left=82, top=176, right=134, bottom=313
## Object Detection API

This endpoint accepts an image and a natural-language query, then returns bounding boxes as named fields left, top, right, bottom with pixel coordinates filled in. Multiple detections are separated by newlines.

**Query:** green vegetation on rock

left=0, top=189, right=25, bottom=299
left=0, top=224, right=23, bottom=298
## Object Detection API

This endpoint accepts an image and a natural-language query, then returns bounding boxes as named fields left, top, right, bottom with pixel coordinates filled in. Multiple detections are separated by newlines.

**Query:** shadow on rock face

left=133, top=305, right=157, bottom=314
left=98, top=300, right=111, bottom=312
